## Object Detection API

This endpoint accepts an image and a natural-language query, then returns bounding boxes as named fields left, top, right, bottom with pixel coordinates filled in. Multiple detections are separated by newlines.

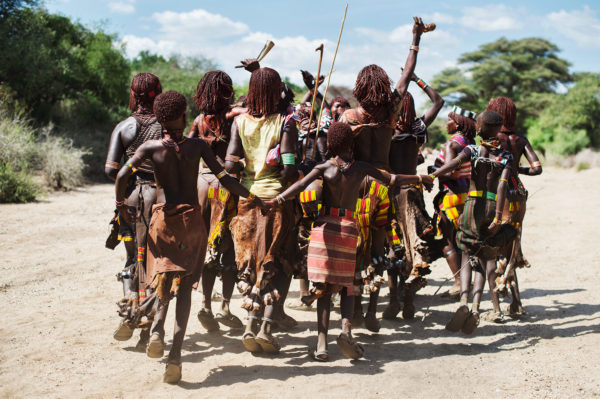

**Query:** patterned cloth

left=307, top=214, right=359, bottom=291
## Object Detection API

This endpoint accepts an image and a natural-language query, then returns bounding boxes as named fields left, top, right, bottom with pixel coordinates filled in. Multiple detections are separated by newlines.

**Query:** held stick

left=312, top=3, right=348, bottom=162
left=235, top=40, right=275, bottom=68
left=302, top=44, right=325, bottom=162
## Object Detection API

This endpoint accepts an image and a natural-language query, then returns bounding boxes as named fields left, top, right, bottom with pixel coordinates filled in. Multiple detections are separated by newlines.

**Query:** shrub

left=0, top=162, right=40, bottom=203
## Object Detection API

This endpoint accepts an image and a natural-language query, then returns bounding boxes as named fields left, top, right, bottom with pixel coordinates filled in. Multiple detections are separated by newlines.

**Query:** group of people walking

left=103, top=16, right=542, bottom=384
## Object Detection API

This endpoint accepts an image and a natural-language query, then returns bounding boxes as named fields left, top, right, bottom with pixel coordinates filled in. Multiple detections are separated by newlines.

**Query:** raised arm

left=518, top=138, right=543, bottom=176
left=395, top=17, right=425, bottom=96
left=225, top=119, right=244, bottom=175
left=410, top=71, right=444, bottom=126
left=105, top=118, right=136, bottom=180
left=280, top=120, right=300, bottom=183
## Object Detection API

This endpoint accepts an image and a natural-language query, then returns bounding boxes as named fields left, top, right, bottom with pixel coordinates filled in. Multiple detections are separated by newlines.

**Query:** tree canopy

left=431, top=37, right=571, bottom=132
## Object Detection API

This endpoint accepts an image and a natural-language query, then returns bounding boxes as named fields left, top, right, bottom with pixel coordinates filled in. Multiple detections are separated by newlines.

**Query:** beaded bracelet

left=247, top=192, right=256, bottom=202
left=416, top=78, right=429, bottom=90
left=115, top=200, right=125, bottom=206
left=493, top=217, right=501, bottom=223
left=429, top=173, right=436, bottom=181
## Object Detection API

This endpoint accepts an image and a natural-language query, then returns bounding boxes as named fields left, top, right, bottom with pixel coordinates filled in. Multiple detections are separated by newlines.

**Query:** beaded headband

left=452, top=105, right=476, bottom=121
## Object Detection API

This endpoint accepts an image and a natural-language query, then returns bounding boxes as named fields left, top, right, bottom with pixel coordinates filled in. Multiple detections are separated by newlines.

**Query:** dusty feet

left=310, top=349, right=329, bottom=362
left=113, top=319, right=134, bottom=341
left=336, top=332, right=364, bottom=360
left=382, top=301, right=401, bottom=320
left=481, top=311, right=503, bottom=323
left=255, top=331, right=281, bottom=354
left=135, top=328, right=150, bottom=351
left=163, top=360, right=182, bottom=384
left=445, top=305, right=469, bottom=332
left=461, top=312, right=480, bottom=334
left=286, top=298, right=314, bottom=311
left=364, top=312, right=380, bottom=333
left=197, top=308, right=220, bottom=332
left=214, top=311, right=243, bottom=329
left=146, top=332, right=164, bottom=358
left=503, top=302, right=526, bottom=318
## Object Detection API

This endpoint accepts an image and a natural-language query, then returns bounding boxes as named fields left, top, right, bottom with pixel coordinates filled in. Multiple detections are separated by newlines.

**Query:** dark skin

left=105, top=117, right=138, bottom=181
left=189, top=110, right=239, bottom=326
left=115, top=113, right=266, bottom=366
left=437, top=117, right=473, bottom=291
left=342, top=18, right=429, bottom=322
left=493, top=130, right=542, bottom=313
left=269, top=144, right=432, bottom=353
left=331, top=100, right=350, bottom=122
left=432, top=117, right=510, bottom=320
left=389, top=72, right=444, bottom=175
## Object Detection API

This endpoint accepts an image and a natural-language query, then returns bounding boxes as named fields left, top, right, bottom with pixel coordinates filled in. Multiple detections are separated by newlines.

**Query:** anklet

left=262, top=317, right=273, bottom=323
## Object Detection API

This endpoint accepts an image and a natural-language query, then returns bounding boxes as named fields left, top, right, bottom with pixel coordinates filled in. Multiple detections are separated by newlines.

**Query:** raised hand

left=239, top=58, right=260, bottom=72
left=301, top=70, right=315, bottom=89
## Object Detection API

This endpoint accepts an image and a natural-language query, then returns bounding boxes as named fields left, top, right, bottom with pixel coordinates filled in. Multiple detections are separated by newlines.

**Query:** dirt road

left=0, top=166, right=598, bottom=398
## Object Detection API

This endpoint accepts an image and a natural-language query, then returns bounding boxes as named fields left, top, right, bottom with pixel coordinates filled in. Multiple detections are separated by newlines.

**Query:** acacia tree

left=431, top=37, right=571, bottom=132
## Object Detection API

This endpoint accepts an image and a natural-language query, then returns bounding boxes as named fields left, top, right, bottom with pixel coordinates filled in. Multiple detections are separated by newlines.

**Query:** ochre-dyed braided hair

left=194, top=70, right=234, bottom=116
left=448, top=111, right=476, bottom=140
left=331, top=96, right=350, bottom=108
left=327, top=122, right=354, bottom=157
left=246, top=67, right=282, bottom=117
left=486, top=96, right=516, bottom=133
left=353, top=65, right=394, bottom=121
left=397, top=91, right=417, bottom=133
left=153, top=90, right=187, bottom=125
left=129, top=73, right=162, bottom=113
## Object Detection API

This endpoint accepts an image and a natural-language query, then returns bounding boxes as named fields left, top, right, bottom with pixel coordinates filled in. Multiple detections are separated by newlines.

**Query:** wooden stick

left=312, top=4, right=348, bottom=162
left=302, top=44, right=324, bottom=162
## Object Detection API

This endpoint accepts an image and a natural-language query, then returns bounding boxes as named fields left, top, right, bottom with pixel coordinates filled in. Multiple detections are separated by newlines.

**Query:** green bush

left=0, top=162, right=39, bottom=203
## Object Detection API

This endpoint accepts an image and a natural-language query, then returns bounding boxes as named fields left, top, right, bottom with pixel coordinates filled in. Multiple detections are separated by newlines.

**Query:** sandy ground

left=0, top=166, right=599, bottom=399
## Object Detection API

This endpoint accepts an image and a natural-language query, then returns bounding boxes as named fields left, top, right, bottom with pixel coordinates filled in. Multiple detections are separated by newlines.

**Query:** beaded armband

left=281, top=153, right=296, bottom=166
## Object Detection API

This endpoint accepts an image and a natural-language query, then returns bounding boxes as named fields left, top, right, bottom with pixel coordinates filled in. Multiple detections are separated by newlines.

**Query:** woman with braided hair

left=485, top=96, right=542, bottom=320
left=339, top=16, right=432, bottom=331
left=384, top=69, right=444, bottom=321
left=188, top=71, right=245, bottom=333
left=225, top=67, right=300, bottom=354
left=105, top=72, right=163, bottom=348
left=431, top=110, right=517, bottom=335
left=432, top=106, right=477, bottom=299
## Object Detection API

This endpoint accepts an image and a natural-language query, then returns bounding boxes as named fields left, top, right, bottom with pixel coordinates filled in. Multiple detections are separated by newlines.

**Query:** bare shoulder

left=113, top=116, right=137, bottom=134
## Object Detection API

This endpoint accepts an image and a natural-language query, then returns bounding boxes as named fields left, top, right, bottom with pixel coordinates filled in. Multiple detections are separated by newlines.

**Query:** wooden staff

left=312, top=4, right=348, bottom=162
left=302, top=44, right=324, bottom=162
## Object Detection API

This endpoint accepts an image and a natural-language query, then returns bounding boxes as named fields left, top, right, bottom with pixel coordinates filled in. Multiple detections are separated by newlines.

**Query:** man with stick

left=339, top=16, right=434, bottom=331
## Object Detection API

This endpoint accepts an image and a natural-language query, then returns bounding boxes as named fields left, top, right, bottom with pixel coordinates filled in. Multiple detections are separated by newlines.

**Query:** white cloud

left=459, top=5, right=523, bottom=31
left=108, top=1, right=135, bottom=14
left=120, top=7, right=460, bottom=108
left=152, top=9, right=249, bottom=40
left=546, top=6, right=600, bottom=49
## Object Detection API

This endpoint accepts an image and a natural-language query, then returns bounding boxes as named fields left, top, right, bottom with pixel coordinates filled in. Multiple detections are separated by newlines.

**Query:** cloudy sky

left=47, top=0, right=599, bottom=102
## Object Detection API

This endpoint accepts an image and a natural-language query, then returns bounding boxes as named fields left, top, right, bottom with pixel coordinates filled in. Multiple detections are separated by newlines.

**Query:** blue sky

left=46, top=0, right=599, bottom=102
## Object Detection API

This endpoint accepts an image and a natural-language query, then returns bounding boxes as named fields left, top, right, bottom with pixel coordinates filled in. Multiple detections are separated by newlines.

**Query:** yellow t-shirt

left=237, top=113, right=286, bottom=200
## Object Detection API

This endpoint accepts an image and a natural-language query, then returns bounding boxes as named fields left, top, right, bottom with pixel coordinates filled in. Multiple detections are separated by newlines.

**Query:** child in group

left=268, top=122, right=433, bottom=360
